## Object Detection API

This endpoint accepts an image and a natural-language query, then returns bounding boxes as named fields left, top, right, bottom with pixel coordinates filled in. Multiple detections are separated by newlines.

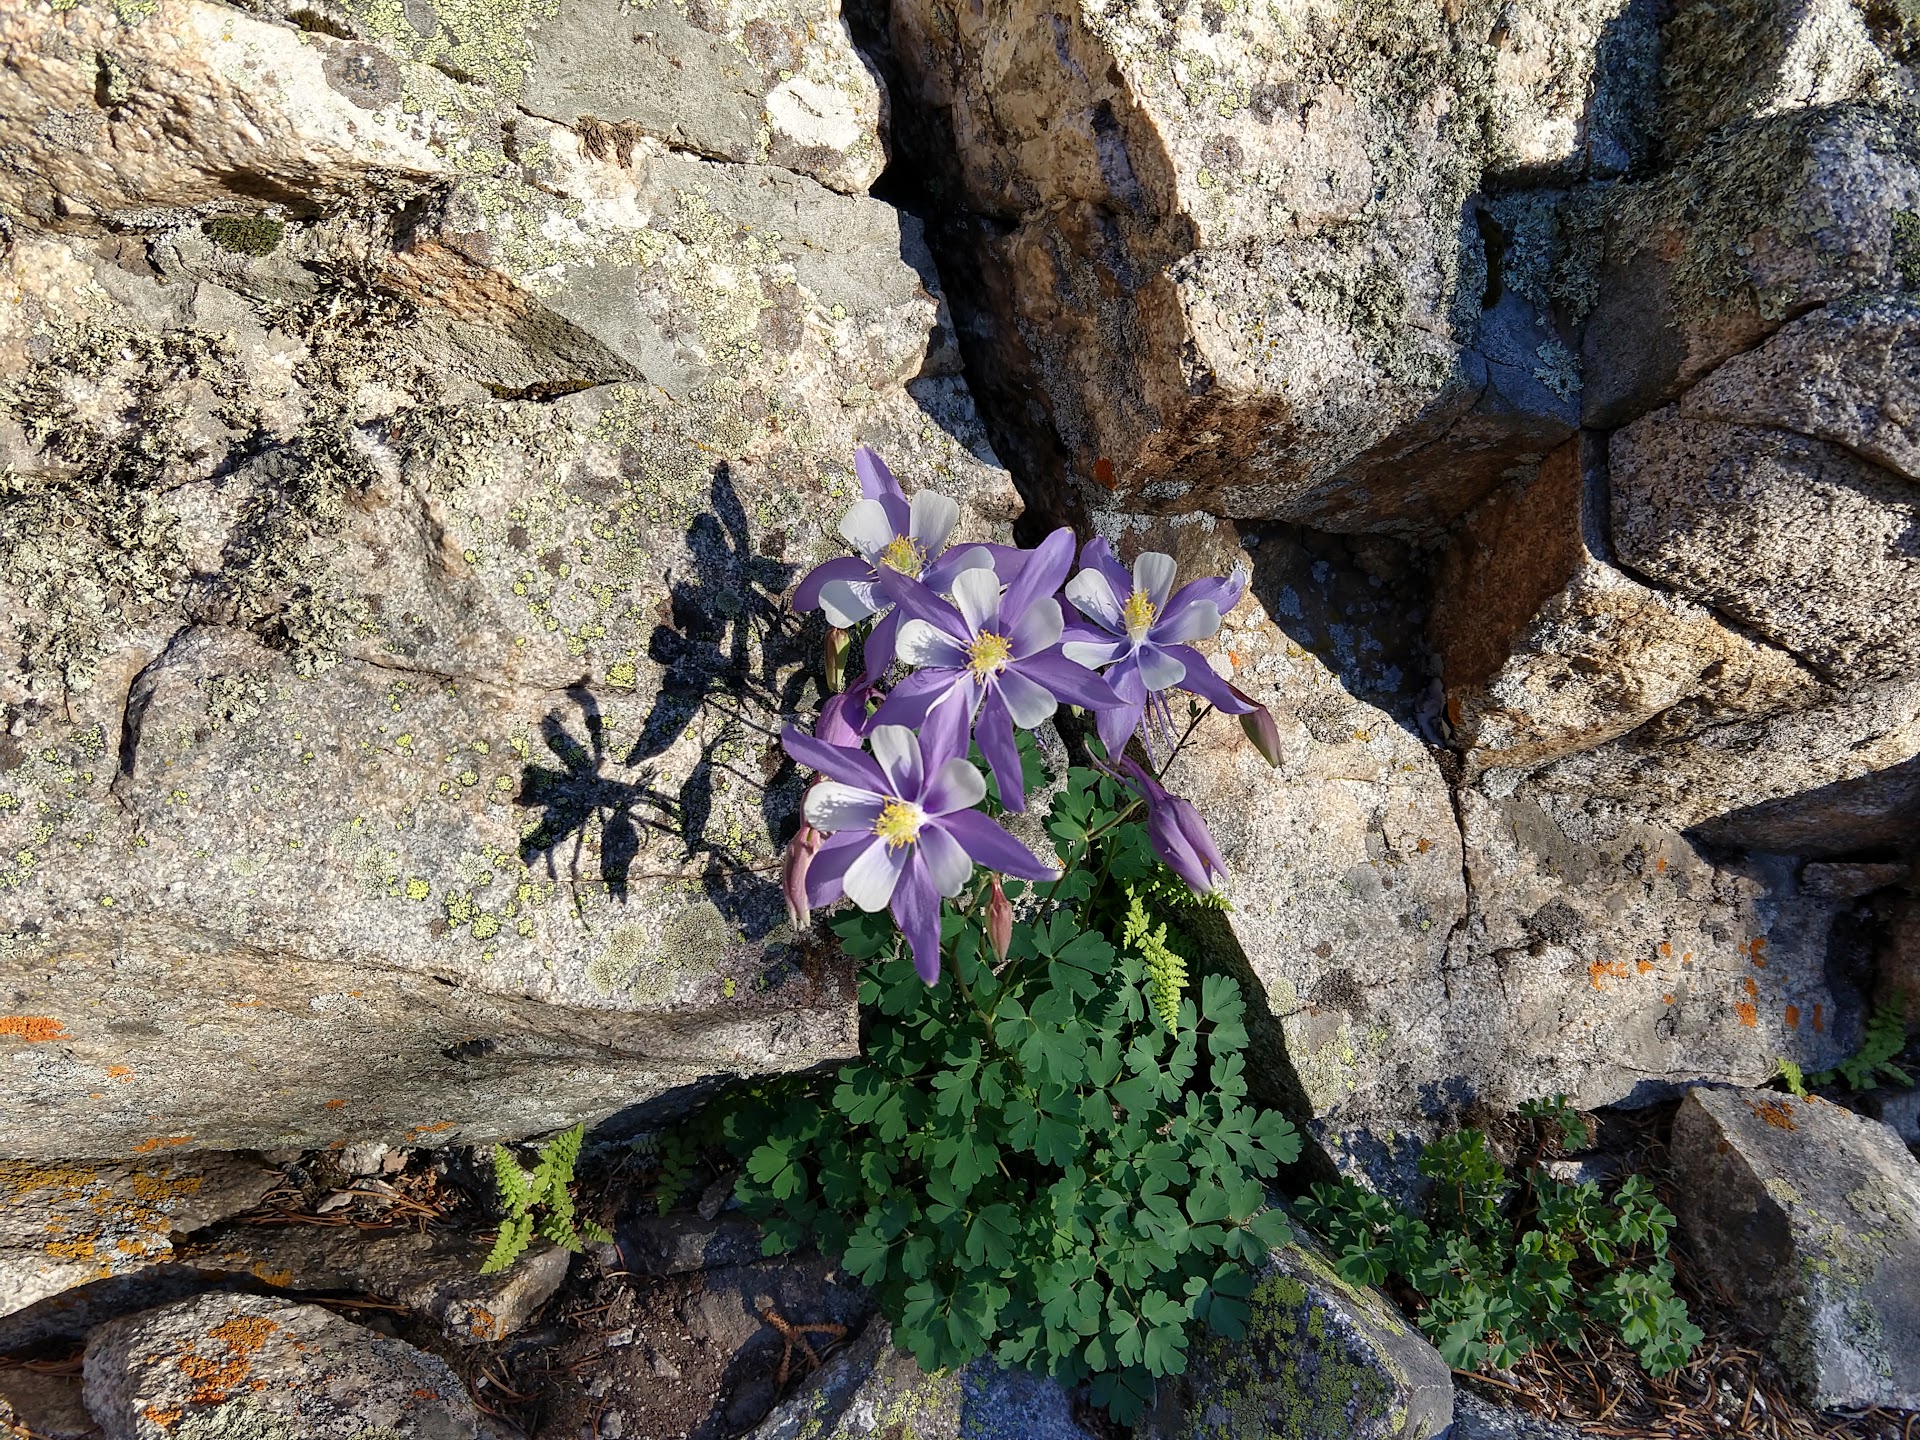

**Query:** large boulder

left=885, top=0, right=1664, bottom=533
left=0, top=0, right=1017, bottom=1159
left=82, top=1292, right=493, bottom=1439
left=1669, top=1086, right=1920, bottom=1410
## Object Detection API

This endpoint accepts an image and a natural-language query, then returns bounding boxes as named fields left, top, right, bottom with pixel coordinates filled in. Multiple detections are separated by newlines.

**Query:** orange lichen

left=1655, top=857, right=1668, bottom=873
left=106, top=1064, right=134, bottom=1081
left=324, top=1098, right=347, bottom=1110
left=1588, top=959, right=1631, bottom=989
left=143, top=1405, right=184, bottom=1430
left=1735, top=1001, right=1759, bottom=1027
left=1636, top=959, right=1654, bottom=975
left=44, top=1238, right=97, bottom=1261
left=1092, top=457, right=1117, bottom=489
left=1415, top=837, right=1432, bottom=854
left=407, top=1121, right=454, bottom=1138
left=207, top=1316, right=277, bottom=1354
left=1785, top=1004, right=1800, bottom=1029
left=0, top=1016, right=67, bottom=1043
left=1743, top=976, right=1759, bottom=1000
left=1813, top=1004, right=1825, bottom=1032
left=1662, top=993, right=1676, bottom=1006
left=1750, top=1099, right=1797, bottom=1130
left=1658, top=940, right=1672, bottom=958
left=132, top=1136, right=192, bottom=1154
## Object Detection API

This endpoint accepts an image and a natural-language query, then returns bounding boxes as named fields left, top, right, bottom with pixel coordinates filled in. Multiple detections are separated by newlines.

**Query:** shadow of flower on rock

left=516, top=463, right=821, bottom=934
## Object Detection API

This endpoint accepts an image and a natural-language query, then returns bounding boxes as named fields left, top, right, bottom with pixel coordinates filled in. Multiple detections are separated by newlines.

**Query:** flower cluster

left=782, top=447, right=1279, bottom=981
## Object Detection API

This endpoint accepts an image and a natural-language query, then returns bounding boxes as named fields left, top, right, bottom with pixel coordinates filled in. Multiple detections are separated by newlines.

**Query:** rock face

left=83, top=1293, right=492, bottom=1439
left=0, top=0, right=1015, bottom=1158
left=1669, top=1086, right=1920, bottom=1410
left=1147, top=1240, right=1453, bottom=1440
left=0, top=1157, right=275, bottom=1324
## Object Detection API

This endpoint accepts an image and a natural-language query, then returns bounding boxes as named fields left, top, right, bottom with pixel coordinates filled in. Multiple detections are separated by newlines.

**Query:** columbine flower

left=869, top=527, right=1120, bottom=813
left=1061, top=539, right=1255, bottom=760
left=1229, top=681, right=1283, bottom=767
left=782, top=722, right=1060, bottom=981
left=790, top=447, right=992, bottom=681
left=1115, top=757, right=1228, bottom=897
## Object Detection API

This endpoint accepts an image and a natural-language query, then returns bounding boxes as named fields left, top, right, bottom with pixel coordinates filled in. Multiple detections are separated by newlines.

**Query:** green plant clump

left=682, top=760, right=1301, bottom=1421
left=1811, top=993, right=1914, bottom=1091
left=202, top=214, right=286, bottom=257
left=482, top=1121, right=612, bottom=1273
left=1298, top=1096, right=1703, bottom=1377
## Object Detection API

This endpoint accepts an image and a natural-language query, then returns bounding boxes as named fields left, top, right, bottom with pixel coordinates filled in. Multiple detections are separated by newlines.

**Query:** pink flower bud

left=823, top=627, right=851, bottom=693
left=783, top=822, right=822, bottom=931
left=1228, top=682, right=1283, bottom=768
left=986, top=874, right=1013, bottom=963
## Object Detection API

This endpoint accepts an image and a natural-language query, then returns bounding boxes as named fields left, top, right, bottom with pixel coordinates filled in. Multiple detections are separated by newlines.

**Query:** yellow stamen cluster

left=1122, top=588, right=1157, bottom=637
left=880, top=534, right=927, bottom=578
left=967, top=630, right=1014, bottom=679
left=873, top=799, right=924, bottom=849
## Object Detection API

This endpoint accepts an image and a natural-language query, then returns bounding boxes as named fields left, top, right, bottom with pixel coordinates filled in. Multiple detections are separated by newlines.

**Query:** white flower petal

left=908, top=490, right=960, bottom=556
left=804, top=782, right=886, bottom=831
left=949, top=566, right=1002, bottom=637
left=1065, top=569, right=1123, bottom=631
left=923, top=757, right=987, bottom=815
left=996, top=668, right=1059, bottom=729
left=1061, top=637, right=1128, bottom=668
left=839, top=498, right=896, bottom=559
left=819, top=578, right=880, bottom=628
left=1138, top=644, right=1187, bottom=692
left=1133, top=552, right=1178, bottom=611
left=919, top=825, right=974, bottom=898
left=867, top=724, right=922, bottom=797
left=896, top=618, right=969, bottom=669
left=842, top=837, right=909, bottom=911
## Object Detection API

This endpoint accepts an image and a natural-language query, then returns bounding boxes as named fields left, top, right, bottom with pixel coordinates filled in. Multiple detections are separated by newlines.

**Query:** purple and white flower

left=1062, top=539, right=1255, bottom=760
left=869, top=527, right=1120, bottom=812
left=790, top=447, right=992, bottom=681
left=1114, top=756, right=1228, bottom=897
left=782, top=722, right=1060, bottom=981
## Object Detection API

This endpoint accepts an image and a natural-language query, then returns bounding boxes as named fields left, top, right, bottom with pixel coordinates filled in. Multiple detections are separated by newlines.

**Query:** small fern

left=1812, top=994, right=1914, bottom=1091
left=481, top=1122, right=612, bottom=1274
left=1122, top=882, right=1189, bottom=1033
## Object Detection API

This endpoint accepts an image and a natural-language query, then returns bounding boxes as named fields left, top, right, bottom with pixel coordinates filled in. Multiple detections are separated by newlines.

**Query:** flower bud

left=783, top=822, right=822, bottom=931
left=985, top=874, right=1013, bottom=963
left=815, top=684, right=869, bottom=749
left=823, top=627, right=852, bottom=693
left=1229, top=682, right=1283, bottom=768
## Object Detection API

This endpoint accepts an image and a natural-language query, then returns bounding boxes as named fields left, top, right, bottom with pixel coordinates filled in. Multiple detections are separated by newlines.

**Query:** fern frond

left=1123, top=885, right=1188, bottom=1034
left=481, top=1214, right=534, bottom=1274
left=581, top=1217, right=614, bottom=1245
left=491, top=1146, right=533, bottom=1217
left=529, top=1122, right=585, bottom=1201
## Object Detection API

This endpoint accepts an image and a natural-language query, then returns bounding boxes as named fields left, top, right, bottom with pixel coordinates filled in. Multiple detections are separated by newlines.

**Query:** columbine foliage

left=482, top=1122, right=612, bottom=1274
left=706, top=764, right=1300, bottom=1422
left=1810, top=993, right=1914, bottom=1091
left=1297, top=1096, right=1702, bottom=1377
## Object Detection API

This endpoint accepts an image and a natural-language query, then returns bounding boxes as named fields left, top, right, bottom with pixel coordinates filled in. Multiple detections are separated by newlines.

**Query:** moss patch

left=1894, top=209, right=1920, bottom=289
left=202, top=216, right=286, bottom=257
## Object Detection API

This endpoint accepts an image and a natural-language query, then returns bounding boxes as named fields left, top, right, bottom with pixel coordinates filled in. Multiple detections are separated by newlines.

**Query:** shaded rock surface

left=1146, top=1239, right=1453, bottom=1440
left=83, top=1292, right=492, bottom=1439
left=1669, top=1086, right=1920, bottom=1410
left=0, top=1369, right=101, bottom=1440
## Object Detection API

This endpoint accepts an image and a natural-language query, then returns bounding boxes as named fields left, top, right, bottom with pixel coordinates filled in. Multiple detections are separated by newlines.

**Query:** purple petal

left=1002, top=526, right=1075, bottom=619
left=1150, top=596, right=1222, bottom=646
left=815, top=686, right=871, bottom=747
left=793, top=555, right=874, bottom=614
left=1011, top=648, right=1122, bottom=711
left=1096, top=700, right=1144, bottom=759
left=982, top=544, right=1030, bottom=586
left=919, top=823, right=974, bottom=897
left=890, top=859, right=944, bottom=984
left=857, top=445, right=907, bottom=505
left=876, top=566, right=968, bottom=639
left=868, top=724, right=923, bottom=799
left=938, top=809, right=1061, bottom=882
left=869, top=670, right=965, bottom=731
left=917, top=688, right=978, bottom=775
left=974, top=689, right=1029, bottom=814
left=923, top=544, right=997, bottom=595
left=1077, top=536, right=1133, bottom=606
left=1007, top=596, right=1063, bottom=658
left=921, top=756, right=988, bottom=815
left=1162, top=645, right=1255, bottom=713
left=783, top=724, right=889, bottom=792
left=1165, top=570, right=1245, bottom=620
left=806, top=829, right=873, bottom=908
left=858, top=608, right=902, bottom=684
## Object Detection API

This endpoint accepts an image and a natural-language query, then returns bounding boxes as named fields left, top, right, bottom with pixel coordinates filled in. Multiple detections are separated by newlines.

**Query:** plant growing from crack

left=482, top=1122, right=612, bottom=1273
